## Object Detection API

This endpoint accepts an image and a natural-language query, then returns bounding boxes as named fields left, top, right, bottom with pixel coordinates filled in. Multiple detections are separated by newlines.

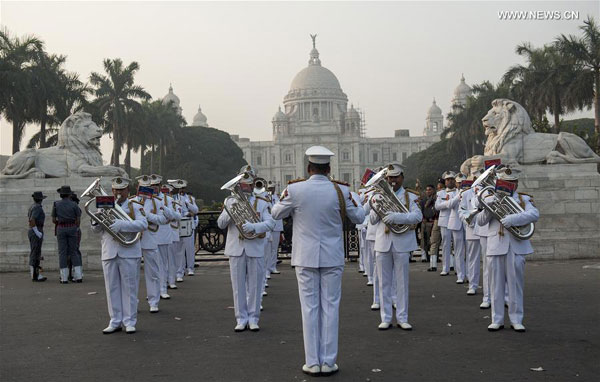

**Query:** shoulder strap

left=331, top=181, right=347, bottom=223
left=518, top=193, right=525, bottom=209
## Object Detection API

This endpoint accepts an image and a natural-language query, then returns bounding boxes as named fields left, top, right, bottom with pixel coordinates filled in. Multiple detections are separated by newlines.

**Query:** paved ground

left=1, top=259, right=599, bottom=382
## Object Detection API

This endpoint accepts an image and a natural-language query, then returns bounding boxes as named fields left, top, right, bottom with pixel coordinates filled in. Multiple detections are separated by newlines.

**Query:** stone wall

left=519, top=163, right=600, bottom=260
left=0, top=177, right=113, bottom=272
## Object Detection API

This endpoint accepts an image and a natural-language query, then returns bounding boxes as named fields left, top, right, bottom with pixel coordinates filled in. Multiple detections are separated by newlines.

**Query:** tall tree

left=89, top=58, right=150, bottom=167
left=556, top=16, right=600, bottom=149
left=0, top=28, right=43, bottom=153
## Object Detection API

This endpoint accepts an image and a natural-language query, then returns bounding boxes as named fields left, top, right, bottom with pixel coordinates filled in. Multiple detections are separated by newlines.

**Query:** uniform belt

left=57, top=223, right=77, bottom=228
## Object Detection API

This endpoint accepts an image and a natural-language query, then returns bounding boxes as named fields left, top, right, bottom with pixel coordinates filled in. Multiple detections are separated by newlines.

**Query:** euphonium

left=221, top=171, right=263, bottom=240
left=82, top=178, right=141, bottom=246
left=365, top=168, right=410, bottom=234
left=472, top=166, right=535, bottom=240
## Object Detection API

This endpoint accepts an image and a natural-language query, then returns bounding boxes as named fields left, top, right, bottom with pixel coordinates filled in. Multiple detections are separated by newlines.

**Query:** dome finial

left=308, top=34, right=321, bottom=66
left=461, top=73, right=465, bottom=82
left=169, top=83, right=173, bottom=93
left=433, top=97, right=436, bottom=104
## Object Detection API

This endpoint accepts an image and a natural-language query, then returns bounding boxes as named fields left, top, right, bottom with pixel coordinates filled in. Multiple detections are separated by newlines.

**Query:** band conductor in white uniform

left=475, top=166, right=539, bottom=332
left=91, top=176, right=148, bottom=334
left=271, top=146, right=365, bottom=377
left=218, top=165, right=275, bottom=332
left=369, top=163, right=422, bottom=330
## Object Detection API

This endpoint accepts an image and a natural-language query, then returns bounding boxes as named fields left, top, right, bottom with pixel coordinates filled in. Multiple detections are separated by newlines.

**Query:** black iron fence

left=194, top=211, right=360, bottom=262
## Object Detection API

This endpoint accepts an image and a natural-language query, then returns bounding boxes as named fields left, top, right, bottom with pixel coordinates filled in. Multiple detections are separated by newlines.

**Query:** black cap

left=70, top=192, right=80, bottom=203
left=57, top=185, right=72, bottom=195
left=32, top=191, right=47, bottom=200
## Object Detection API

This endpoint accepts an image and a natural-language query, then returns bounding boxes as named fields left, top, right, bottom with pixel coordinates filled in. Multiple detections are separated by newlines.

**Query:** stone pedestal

left=0, top=177, right=113, bottom=272
left=519, top=163, right=600, bottom=260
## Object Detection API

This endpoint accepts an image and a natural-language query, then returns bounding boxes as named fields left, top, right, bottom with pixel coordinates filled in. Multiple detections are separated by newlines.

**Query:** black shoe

left=277, top=260, right=282, bottom=264
left=450, top=267, right=454, bottom=271
left=427, top=267, right=437, bottom=272
left=60, top=281, right=68, bottom=284
left=409, top=259, right=416, bottom=263
left=73, top=279, right=83, bottom=283
left=33, top=276, right=47, bottom=282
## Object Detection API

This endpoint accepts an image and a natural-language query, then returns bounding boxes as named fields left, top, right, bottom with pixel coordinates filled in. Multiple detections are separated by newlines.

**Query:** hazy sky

left=1, top=1, right=597, bottom=167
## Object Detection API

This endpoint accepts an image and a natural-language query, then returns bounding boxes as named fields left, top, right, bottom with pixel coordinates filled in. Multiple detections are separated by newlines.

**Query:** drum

left=179, top=217, right=194, bottom=237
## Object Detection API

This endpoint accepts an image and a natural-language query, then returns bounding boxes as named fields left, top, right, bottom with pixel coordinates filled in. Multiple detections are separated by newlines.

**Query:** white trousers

left=229, top=252, right=262, bottom=325
left=366, top=240, right=376, bottom=284
left=102, top=256, right=141, bottom=328
left=466, top=239, right=481, bottom=290
left=489, top=249, right=526, bottom=325
left=440, top=226, right=452, bottom=272
left=480, top=237, right=490, bottom=304
left=268, top=233, right=281, bottom=273
left=168, top=241, right=181, bottom=285
left=376, top=250, right=409, bottom=324
left=295, top=265, right=343, bottom=368
left=358, top=231, right=365, bottom=272
left=451, top=228, right=466, bottom=281
left=157, top=244, right=169, bottom=294
left=142, top=248, right=161, bottom=307
left=179, top=235, right=195, bottom=275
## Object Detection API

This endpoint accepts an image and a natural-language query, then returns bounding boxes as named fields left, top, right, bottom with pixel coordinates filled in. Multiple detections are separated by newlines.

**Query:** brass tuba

left=82, top=178, right=142, bottom=246
left=221, top=171, right=263, bottom=240
left=472, top=166, right=535, bottom=240
left=365, top=168, right=410, bottom=234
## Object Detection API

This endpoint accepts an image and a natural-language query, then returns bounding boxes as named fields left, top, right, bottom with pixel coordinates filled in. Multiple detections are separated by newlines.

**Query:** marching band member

left=363, top=189, right=380, bottom=307
left=471, top=168, right=492, bottom=309
left=266, top=181, right=283, bottom=276
left=149, top=175, right=178, bottom=299
left=435, top=171, right=457, bottom=276
left=218, top=166, right=275, bottom=332
left=370, top=163, right=422, bottom=331
left=272, top=146, right=364, bottom=376
left=135, top=175, right=169, bottom=313
left=166, top=183, right=183, bottom=290
left=459, top=170, right=482, bottom=295
left=92, top=176, right=147, bottom=334
left=475, top=167, right=539, bottom=332
left=173, top=180, right=198, bottom=278
left=447, top=173, right=467, bottom=284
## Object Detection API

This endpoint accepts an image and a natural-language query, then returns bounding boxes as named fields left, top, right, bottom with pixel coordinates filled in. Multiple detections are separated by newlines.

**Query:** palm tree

left=503, top=43, right=580, bottom=132
left=89, top=58, right=150, bottom=167
left=0, top=28, right=43, bottom=153
left=555, top=16, right=600, bottom=149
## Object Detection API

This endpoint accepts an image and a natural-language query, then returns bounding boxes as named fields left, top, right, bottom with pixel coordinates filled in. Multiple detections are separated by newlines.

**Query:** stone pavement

left=1, top=260, right=599, bottom=381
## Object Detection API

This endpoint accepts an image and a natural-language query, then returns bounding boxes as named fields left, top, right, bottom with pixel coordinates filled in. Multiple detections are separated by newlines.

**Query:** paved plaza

left=1, top=259, right=599, bottom=381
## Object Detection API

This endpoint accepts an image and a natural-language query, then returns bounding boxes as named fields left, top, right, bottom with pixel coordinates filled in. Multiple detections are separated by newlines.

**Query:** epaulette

left=406, top=188, right=420, bottom=196
left=255, top=196, right=270, bottom=203
left=332, top=179, right=350, bottom=187
left=518, top=192, right=532, bottom=198
left=288, top=178, right=306, bottom=185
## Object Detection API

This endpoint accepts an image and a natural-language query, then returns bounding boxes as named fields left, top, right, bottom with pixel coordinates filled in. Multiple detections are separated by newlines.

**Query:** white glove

left=32, top=226, right=43, bottom=239
left=500, top=215, right=514, bottom=228
left=242, top=222, right=256, bottom=234
left=382, top=212, right=403, bottom=225
left=110, top=220, right=124, bottom=233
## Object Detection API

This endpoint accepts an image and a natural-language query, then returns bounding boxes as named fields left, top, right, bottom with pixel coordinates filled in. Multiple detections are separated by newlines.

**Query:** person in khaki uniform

left=28, top=191, right=48, bottom=282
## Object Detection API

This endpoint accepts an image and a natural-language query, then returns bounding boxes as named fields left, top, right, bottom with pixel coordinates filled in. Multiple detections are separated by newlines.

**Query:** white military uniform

left=92, top=191, right=147, bottom=330
left=370, top=186, right=422, bottom=325
left=175, top=191, right=199, bottom=277
left=267, top=192, right=284, bottom=275
left=476, top=191, right=539, bottom=327
left=447, top=189, right=467, bottom=282
left=134, top=189, right=169, bottom=310
left=167, top=190, right=183, bottom=287
left=459, top=188, right=481, bottom=292
left=153, top=190, right=178, bottom=296
left=435, top=187, right=457, bottom=274
left=218, top=194, right=274, bottom=327
left=272, top=173, right=365, bottom=368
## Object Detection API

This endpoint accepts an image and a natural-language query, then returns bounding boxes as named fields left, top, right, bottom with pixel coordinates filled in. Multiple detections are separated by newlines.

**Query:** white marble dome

left=427, top=99, right=442, bottom=116
left=346, top=104, right=360, bottom=119
left=192, top=105, right=208, bottom=127
left=162, top=84, right=180, bottom=106
left=272, top=106, right=287, bottom=122
left=453, top=74, right=472, bottom=105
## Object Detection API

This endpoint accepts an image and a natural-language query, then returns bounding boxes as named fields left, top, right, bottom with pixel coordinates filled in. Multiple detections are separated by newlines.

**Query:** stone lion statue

left=1, top=112, right=127, bottom=178
left=461, top=98, right=600, bottom=174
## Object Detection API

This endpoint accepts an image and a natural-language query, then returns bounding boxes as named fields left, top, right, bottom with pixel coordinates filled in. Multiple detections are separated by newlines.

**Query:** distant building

left=162, top=84, right=209, bottom=127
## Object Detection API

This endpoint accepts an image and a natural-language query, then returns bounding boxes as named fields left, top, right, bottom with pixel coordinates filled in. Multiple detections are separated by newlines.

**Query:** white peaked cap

left=136, top=175, right=152, bottom=187
left=305, top=145, right=335, bottom=164
left=386, top=163, right=404, bottom=177
left=150, top=174, right=162, bottom=185
left=111, top=176, right=131, bottom=190
left=497, top=166, right=521, bottom=181
left=442, top=171, right=457, bottom=179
